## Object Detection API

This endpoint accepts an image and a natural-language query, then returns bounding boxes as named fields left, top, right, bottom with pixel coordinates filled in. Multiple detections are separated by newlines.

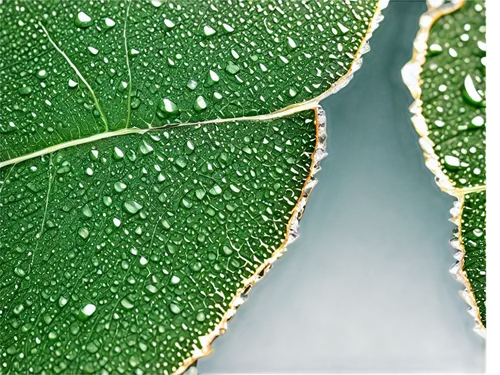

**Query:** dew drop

left=103, top=196, right=112, bottom=206
left=75, top=12, right=93, bottom=28
left=78, top=227, right=90, bottom=239
left=159, top=98, right=179, bottom=115
left=123, top=200, right=143, bottom=214
left=82, top=204, right=93, bottom=218
left=463, top=74, right=483, bottom=106
left=203, top=25, right=216, bottom=36
left=104, top=17, right=116, bottom=28
left=169, top=303, right=182, bottom=314
left=287, top=37, right=297, bottom=49
left=196, top=312, right=206, bottom=322
left=163, top=19, right=175, bottom=29
left=79, top=303, right=96, bottom=320
left=187, top=79, right=198, bottom=90
left=444, top=155, right=460, bottom=168
left=194, top=96, right=207, bottom=111
left=113, top=147, right=124, bottom=160
left=58, top=296, right=68, bottom=307
left=18, top=86, right=32, bottom=95
left=36, top=69, right=48, bottom=79
left=225, top=61, right=240, bottom=75
left=114, top=182, right=127, bottom=192
left=222, top=23, right=234, bottom=33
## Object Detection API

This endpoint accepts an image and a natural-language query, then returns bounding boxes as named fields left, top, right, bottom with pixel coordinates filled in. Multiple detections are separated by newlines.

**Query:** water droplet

left=185, top=140, right=195, bottom=154
left=196, top=312, right=206, bottom=322
left=222, top=23, right=234, bottom=33
left=103, top=196, right=112, bottom=206
left=123, top=200, right=143, bottom=214
left=471, top=115, right=484, bottom=127
left=104, top=17, right=116, bottom=28
left=163, top=19, right=175, bottom=29
left=287, top=37, right=297, bottom=49
left=82, top=204, right=92, bottom=218
left=208, top=70, right=220, bottom=83
left=159, top=98, right=179, bottom=115
left=120, top=298, right=134, bottom=310
left=337, top=22, right=349, bottom=34
left=203, top=25, right=216, bottom=37
left=113, top=147, right=124, bottom=160
left=18, top=86, right=32, bottom=95
left=194, top=96, right=207, bottom=111
left=169, top=303, right=182, bottom=314
left=86, top=341, right=99, bottom=354
left=429, top=43, right=443, bottom=55
left=114, top=182, right=127, bottom=192
left=463, top=74, right=484, bottom=106
left=13, top=304, right=24, bottom=315
left=79, top=303, right=96, bottom=320
left=78, top=227, right=90, bottom=239
left=36, top=69, right=48, bottom=79
left=75, top=12, right=93, bottom=28
left=145, top=284, right=158, bottom=294
left=58, top=296, right=68, bottom=307
left=209, top=185, right=222, bottom=195
left=444, top=155, right=460, bottom=168
left=187, top=79, right=198, bottom=90
left=195, top=188, right=206, bottom=200
left=226, top=61, right=240, bottom=75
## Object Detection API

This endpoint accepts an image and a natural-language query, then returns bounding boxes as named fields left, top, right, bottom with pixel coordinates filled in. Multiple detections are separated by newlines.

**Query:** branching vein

left=38, top=22, right=109, bottom=131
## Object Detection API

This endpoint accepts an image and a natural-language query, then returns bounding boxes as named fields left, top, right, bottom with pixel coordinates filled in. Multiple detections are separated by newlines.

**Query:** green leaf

left=0, top=0, right=380, bottom=162
left=0, top=0, right=385, bottom=373
left=403, top=0, right=486, bottom=333
left=456, top=190, right=486, bottom=326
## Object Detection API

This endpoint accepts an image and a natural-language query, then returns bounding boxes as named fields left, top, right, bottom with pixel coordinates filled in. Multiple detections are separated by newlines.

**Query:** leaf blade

left=403, top=0, right=486, bottom=332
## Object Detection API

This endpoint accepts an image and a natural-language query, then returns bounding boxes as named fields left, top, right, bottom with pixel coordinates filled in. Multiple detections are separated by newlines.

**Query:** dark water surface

left=198, top=1, right=485, bottom=373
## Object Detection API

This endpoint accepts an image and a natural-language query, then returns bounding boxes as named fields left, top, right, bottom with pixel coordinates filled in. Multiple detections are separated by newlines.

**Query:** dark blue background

left=198, top=1, right=486, bottom=372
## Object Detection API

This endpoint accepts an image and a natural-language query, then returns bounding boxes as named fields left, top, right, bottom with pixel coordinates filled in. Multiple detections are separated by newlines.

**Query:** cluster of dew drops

left=421, top=1, right=486, bottom=187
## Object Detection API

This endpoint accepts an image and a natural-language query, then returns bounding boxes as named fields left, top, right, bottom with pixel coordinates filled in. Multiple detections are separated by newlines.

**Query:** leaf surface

left=0, top=0, right=379, bottom=161
left=403, top=0, right=486, bottom=332
left=0, top=0, right=384, bottom=373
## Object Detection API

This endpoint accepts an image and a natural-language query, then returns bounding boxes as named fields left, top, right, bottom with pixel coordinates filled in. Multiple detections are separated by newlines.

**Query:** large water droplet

left=123, top=200, right=143, bottom=214
left=75, top=12, right=93, bottom=28
left=159, top=98, right=179, bottom=115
